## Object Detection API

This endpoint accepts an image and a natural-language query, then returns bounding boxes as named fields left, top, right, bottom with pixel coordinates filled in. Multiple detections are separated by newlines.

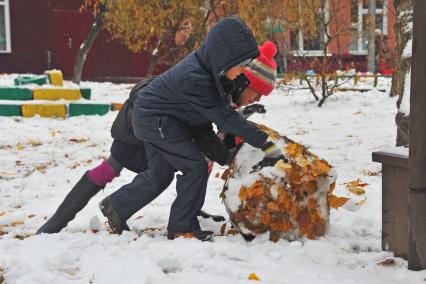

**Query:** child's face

left=239, top=87, right=262, bottom=106
left=225, top=66, right=246, bottom=80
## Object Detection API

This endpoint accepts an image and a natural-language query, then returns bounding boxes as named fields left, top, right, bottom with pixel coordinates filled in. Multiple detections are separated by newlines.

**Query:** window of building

left=290, top=1, right=328, bottom=56
left=350, top=0, right=387, bottom=54
left=0, top=0, right=11, bottom=53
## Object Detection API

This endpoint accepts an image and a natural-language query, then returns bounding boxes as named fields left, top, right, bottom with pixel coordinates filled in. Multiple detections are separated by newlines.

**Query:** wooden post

left=408, top=0, right=426, bottom=271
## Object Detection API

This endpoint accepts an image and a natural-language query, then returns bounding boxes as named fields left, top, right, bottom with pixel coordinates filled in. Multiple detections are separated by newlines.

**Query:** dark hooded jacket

left=132, top=17, right=268, bottom=148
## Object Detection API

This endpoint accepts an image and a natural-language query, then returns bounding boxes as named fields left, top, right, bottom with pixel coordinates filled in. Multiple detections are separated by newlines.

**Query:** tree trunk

left=367, top=0, right=376, bottom=73
left=392, top=0, right=414, bottom=146
left=72, top=8, right=105, bottom=84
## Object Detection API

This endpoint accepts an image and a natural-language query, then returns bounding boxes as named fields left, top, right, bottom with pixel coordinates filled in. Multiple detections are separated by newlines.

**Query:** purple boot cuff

left=87, top=160, right=119, bottom=187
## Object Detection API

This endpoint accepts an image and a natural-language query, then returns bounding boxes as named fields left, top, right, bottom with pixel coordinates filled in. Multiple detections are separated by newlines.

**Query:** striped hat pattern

left=244, top=41, right=277, bottom=96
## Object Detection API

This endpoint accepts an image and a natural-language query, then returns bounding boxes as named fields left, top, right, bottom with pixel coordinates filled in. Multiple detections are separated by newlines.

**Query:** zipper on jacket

left=158, top=115, right=165, bottom=139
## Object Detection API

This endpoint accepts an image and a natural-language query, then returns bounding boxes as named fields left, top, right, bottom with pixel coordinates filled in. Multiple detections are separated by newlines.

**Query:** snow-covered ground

left=0, top=76, right=424, bottom=283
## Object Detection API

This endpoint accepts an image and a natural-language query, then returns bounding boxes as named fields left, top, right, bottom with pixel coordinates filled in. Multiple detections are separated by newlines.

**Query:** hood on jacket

left=195, top=17, right=260, bottom=99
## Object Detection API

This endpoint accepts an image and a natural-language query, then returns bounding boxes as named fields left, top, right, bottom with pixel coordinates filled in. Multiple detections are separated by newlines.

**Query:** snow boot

left=167, top=229, right=215, bottom=242
left=99, top=196, right=130, bottom=234
left=37, top=171, right=104, bottom=234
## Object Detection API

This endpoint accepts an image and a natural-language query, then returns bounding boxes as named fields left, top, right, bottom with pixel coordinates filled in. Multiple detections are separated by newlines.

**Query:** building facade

left=0, top=0, right=396, bottom=79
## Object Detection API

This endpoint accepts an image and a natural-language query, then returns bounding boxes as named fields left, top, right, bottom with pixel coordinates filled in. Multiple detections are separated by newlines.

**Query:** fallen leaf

left=364, top=170, right=381, bottom=176
left=328, top=182, right=336, bottom=194
left=10, top=220, right=24, bottom=227
left=344, top=179, right=369, bottom=188
left=220, top=223, right=226, bottom=236
left=221, top=169, right=230, bottom=180
left=50, top=131, right=56, bottom=137
left=28, top=140, right=42, bottom=147
left=0, top=212, right=5, bottom=217
left=347, top=187, right=366, bottom=195
left=355, top=198, right=367, bottom=206
left=377, top=258, right=396, bottom=266
left=28, top=214, right=35, bottom=219
left=328, top=195, right=350, bottom=209
left=353, top=111, right=362, bottom=115
left=227, top=229, right=238, bottom=236
left=134, top=215, right=144, bottom=220
left=69, top=138, right=88, bottom=143
left=16, top=145, right=25, bottom=150
left=35, top=164, right=47, bottom=172
left=248, top=273, right=260, bottom=281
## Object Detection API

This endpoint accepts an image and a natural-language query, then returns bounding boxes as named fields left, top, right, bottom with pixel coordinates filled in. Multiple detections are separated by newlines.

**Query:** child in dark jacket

left=99, top=17, right=281, bottom=241
left=36, top=58, right=270, bottom=235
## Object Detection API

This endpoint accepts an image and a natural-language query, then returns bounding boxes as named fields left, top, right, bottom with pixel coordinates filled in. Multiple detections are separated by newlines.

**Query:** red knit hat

left=244, top=41, right=277, bottom=96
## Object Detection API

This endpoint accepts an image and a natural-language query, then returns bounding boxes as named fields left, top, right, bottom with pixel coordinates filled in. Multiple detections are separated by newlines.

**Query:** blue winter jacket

left=132, top=17, right=268, bottom=148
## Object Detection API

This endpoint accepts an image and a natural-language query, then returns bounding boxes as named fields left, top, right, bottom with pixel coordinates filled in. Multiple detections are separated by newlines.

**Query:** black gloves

left=198, top=210, right=226, bottom=222
left=252, top=137, right=287, bottom=170
left=193, top=123, right=229, bottom=166
left=242, top=103, right=266, bottom=116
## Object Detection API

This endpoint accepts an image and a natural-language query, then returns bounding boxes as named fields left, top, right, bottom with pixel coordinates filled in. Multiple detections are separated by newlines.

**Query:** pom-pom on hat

left=244, top=41, right=277, bottom=96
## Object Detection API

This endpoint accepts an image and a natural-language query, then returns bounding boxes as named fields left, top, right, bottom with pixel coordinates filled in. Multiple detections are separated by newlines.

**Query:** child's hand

left=242, top=104, right=266, bottom=115
left=261, top=138, right=282, bottom=159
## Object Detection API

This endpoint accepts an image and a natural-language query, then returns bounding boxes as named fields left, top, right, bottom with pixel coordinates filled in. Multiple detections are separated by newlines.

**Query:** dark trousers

left=109, top=138, right=209, bottom=233
left=110, top=140, right=147, bottom=173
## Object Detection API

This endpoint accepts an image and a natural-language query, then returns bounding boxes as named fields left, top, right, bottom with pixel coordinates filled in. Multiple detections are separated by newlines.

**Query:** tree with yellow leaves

left=74, top=0, right=206, bottom=83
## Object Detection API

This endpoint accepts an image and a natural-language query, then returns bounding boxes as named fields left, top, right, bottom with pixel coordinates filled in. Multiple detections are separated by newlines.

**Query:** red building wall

left=1, top=0, right=397, bottom=77
left=0, top=0, right=52, bottom=74
left=0, top=0, right=157, bottom=80
left=280, top=0, right=396, bottom=73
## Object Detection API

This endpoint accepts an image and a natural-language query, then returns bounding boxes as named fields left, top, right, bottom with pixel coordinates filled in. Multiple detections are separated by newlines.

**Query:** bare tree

left=72, top=1, right=107, bottom=84
left=392, top=0, right=414, bottom=146
left=290, top=0, right=353, bottom=107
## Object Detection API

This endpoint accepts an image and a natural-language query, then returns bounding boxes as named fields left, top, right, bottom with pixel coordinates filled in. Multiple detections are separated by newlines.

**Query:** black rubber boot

left=167, top=229, right=214, bottom=242
left=99, top=196, right=130, bottom=235
left=37, top=171, right=104, bottom=234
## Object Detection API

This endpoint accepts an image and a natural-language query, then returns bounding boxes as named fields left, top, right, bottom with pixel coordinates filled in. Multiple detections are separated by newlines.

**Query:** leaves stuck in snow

left=68, top=138, right=89, bottom=143
left=223, top=124, right=338, bottom=241
left=377, top=258, right=396, bottom=266
left=345, top=179, right=368, bottom=195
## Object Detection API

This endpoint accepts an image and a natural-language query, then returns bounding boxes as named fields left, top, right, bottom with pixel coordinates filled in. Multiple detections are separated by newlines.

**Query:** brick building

left=0, top=0, right=396, bottom=79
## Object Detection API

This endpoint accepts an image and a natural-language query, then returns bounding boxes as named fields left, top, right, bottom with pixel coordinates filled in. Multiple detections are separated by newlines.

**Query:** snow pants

left=109, top=115, right=209, bottom=233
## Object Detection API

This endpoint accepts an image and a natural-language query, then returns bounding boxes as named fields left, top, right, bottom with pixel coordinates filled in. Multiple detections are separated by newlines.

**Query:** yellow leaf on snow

left=10, top=220, right=24, bottom=227
left=16, top=145, right=25, bottom=150
left=355, top=198, right=367, bottom=206
left=328, top=195, right=350, bottom=209
left=347, top=187, right=366, bottom=195
left=248, top=273, right=260, bottom=281
left=344, top=179, right=369, bottom=188
left=28, top=140, right=42, bottom=147
left=0, top=211, right=5, bottom=217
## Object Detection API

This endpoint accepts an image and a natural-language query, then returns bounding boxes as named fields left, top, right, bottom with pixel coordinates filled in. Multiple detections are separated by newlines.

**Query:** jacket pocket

left=158, top=115, right=191, bottom=143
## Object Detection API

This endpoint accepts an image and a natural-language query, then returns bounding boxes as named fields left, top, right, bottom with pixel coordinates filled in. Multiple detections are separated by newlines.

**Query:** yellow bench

left=33, top=89, right=81, bottom=100
left=21, top=104, right=67, bottom=118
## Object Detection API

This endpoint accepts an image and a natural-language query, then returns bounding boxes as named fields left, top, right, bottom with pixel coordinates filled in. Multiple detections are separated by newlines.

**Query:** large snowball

left=221, top=125, right=337, bottom=241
